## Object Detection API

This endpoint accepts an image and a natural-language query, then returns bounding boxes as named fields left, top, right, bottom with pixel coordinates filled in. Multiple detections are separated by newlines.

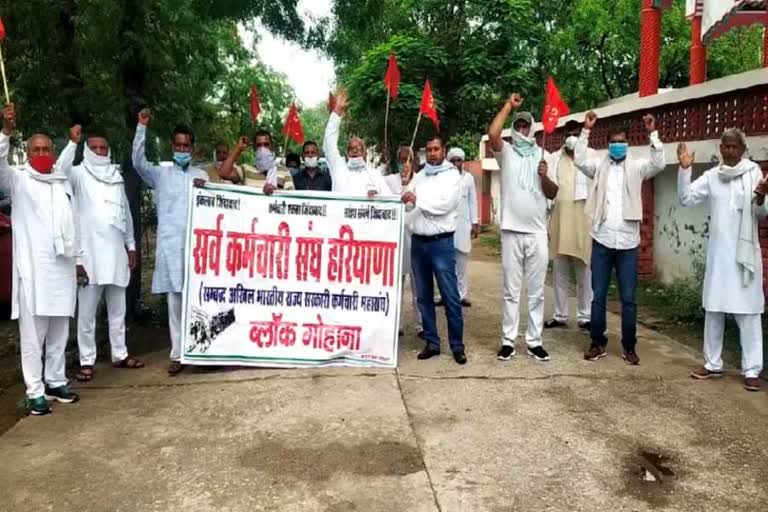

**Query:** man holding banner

left=324, top=89, right=389, bottom=197
left=132, top=108, right=208, bottom=376
left=402, top=136, right=466, bottom=364
left=489, top=94, right=558, bottom=363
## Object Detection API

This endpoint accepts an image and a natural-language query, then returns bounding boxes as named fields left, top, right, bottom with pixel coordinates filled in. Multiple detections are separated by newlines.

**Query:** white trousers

left=18, top=287, right=69, bottom=398
left=168, top=292, right=183, bottom=361
left=704, top=311, right=763, bottom=378
left=77, top=284, right=128, bottom=366
left=401, top=273, right=422, bottom=332
left=456, top=251, right=470, bottom=301
left=501, top=231, right=548, bottom=348
left=553, top=255, right=592, bottom=323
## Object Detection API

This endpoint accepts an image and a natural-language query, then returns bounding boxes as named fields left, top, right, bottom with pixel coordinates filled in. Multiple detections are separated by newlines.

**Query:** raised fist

left=235, top=135, right=250, bottom=154
left=508, top=93, right=524, bottom=109
left=643, top=114, right=657, bottom=133
left=584, top=111, right=598, bottom=130
left=70, top=124, right=82, bottom=144
left=2, top=103, right=14, bottom=135
left=138, top=108, right=152, bottom=126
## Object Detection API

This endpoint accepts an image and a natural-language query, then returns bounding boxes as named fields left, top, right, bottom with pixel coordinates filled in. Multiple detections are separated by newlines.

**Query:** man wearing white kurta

left=545, top=120, right=593, bottom=330
left=447, top=148, right=478, bottom=306
left=402, top=136, right=466, bottom=364
left=132, top=108, right=208, bottom=376
left=0, top=103, right=81, bottom=415
left=385, top=147, right=423, bottom=338
left=70, top=131, right=144, bottom=383
left=488, top=94, right=559, bottom=363
left=677, top=131, right=766, bottom=392
left=324, top=90, right=389, bottom=197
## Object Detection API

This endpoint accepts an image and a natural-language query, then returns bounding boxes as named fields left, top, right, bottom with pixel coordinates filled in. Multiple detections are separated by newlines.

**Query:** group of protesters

left=0, top=84, right=765, bottom=415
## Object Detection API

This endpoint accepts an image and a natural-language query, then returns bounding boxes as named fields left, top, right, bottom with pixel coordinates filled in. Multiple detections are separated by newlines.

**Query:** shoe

left=460, top=299, right=472, bottom=307
left=398, top=329, right=404, bottom=337
left=28, top=396, right=51, bottom=416
left=690, top=368, right=724, bottom=380
left=417, top=346, right=441, bottom=360
left=544, top=319, right=567, bottom=329
left=584, top=345, right=607, bottom=361
left=168, top=361, right=185, bottom=376
left=453, top=351, right=467, bottom=365
left=527, top=346, right=551, bottom=362
left=44, top=385, right=79, bottom=404
left=434, top=299, right=445, bottom=307
left=622, top=351, right=640, bottom=366
left=417, top=331, right=427, bottom=341
left=578, top=321, right=591, bottom=331
left=497, top=345, right=516, bottom=361
left=744, top=377, right=762, bottom=392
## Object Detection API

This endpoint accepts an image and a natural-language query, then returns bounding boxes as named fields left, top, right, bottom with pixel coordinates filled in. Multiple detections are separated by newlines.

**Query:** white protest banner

left=181, top=184, right=404, bottom=368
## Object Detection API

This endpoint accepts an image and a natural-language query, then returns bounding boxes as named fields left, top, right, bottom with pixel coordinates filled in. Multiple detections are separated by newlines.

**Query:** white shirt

left=455, top=172, right=479, bottom=253
left=323, top=113, right=390, bottom=197
left=0, top=133, right=78, bottom=319
left=406, top=165, right=462, bottom=236
left=592, top=161, right=641, bottom=250
left=494, top=141, right=549, bottom=234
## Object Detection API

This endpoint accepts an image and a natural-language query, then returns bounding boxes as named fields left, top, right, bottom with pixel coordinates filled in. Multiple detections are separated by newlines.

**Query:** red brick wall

left=640, top=180, right=655, bottom=279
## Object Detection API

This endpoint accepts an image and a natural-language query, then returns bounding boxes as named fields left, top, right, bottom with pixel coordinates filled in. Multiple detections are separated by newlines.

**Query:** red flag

left=419, top=80, right=439, bottom=131
left=249, top=85, right=261, bottom=123
left=383, top=52, right=401, bottom=100
left=282, top=101, right=304, bottom=145
left=0, top=18, right=6, bottom=41
left=541, top=77, right=570, bottom=134
left=328, top=91, right=336, bottom=113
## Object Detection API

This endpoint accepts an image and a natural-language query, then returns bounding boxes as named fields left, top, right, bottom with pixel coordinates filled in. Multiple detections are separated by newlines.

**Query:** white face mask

left=254, top=147, right=276, bottom=172
left=347, top=156, right=366, bottom=172
left=84, top=146, right=112, bottom=167
left=304, top=157, right=319, bottom=168
left=564, top=136, right=578, bottom=151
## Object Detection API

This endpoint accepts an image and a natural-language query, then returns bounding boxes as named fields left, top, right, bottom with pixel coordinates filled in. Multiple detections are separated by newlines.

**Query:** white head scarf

left=447, top=148, right=465, bottom=161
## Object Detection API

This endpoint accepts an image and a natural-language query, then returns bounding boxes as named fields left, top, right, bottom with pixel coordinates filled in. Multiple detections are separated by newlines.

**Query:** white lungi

left=553, top=255, right=592, bottom=323
left=704, top=311, right=763, bottom=378
left=77, top=284, right=128, bottom=365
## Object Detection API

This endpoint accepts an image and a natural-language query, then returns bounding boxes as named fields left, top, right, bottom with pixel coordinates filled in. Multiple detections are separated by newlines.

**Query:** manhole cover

left=637, top=450, right=675, bottom=483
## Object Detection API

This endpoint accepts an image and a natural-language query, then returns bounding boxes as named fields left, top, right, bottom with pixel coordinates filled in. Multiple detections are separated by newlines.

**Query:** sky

left=243, top=0, right=335, bottom=108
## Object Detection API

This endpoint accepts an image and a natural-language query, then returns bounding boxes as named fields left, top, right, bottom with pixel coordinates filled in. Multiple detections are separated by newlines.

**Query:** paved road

left=0, top=259, right=766, bottom=511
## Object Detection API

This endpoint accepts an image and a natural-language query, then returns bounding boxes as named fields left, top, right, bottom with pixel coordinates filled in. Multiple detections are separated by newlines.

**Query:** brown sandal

left=167, top=361, right=184, bottom=376
left=76, top=366, right=94, bottom=382
left=113, top=356, right=145, bottom=369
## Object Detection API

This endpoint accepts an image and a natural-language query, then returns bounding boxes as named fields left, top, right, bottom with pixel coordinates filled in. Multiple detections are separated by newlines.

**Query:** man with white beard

left=0, top=103, right=83, bottom=415
left=70, top=129, right=144, bottom=383
left=324, top=89, right=389, bottom=197
left=678, top=130, right=767, bottom=392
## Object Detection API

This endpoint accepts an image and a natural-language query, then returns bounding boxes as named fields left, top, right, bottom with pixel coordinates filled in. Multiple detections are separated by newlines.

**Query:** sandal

left=167, top=361, right=184, bottom=376
left=76, top=366, right=94, bottom=382
left=113, top=356, right=145, bottom=369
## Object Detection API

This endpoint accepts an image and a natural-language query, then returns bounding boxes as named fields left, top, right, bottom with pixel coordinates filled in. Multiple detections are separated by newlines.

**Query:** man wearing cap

left=488, top=94, right=558, bottom=363
left=436, top=148, right=478, bottom=307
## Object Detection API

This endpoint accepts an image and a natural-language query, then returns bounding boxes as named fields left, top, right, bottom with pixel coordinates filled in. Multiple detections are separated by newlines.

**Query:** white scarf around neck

left=718, top=158, right=759, bottom=286
left=24, top=163, right=76, bottom=258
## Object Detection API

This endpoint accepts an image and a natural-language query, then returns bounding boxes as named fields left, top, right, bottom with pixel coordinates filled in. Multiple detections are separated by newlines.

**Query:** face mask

left=564, top=136, right=578, bottom=151
left=173, top=152, right=192, bottom=168
left=84, top=146, right=112, bottom=167
left=347, top=156, right=366, bottom=172
left=608, top=142, right=628, bottom=162
left=287, top=165, right=300, bottom=177
left=304, top=157, right=318, bottom=168
left=29, top=155, right=55, bottom=174
left=254, top=147, right=276, bottom=172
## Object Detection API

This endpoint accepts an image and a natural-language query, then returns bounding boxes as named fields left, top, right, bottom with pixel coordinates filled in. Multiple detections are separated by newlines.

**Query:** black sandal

left=113, top=356, right=145, bottom=369
left=76, top=366, right=94, bottom=382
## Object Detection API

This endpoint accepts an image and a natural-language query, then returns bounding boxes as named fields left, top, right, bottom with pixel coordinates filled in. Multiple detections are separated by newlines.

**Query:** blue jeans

left=590, top=240, right=638, bottom=351
left=411, top=233, right=464, bottom=353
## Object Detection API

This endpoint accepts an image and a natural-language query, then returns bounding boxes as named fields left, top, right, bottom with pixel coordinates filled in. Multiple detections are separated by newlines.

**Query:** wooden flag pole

left=540, top=130, right=547, bottom=161
left=0, top=44, right=10, bottom=104
left=383, top=92, right=391, bottom=155
left=407, top=111, right=423, bottom=164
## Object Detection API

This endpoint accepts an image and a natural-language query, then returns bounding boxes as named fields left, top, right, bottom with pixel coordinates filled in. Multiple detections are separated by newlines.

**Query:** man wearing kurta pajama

left=132, top=109, right=207, bottom=375
left=545, top=120, right=593, bottom=330
left=70, top=132, right=142, bottom=382
left=0, top=103, right=81, bottom=415
left=677, top=132, right=766, bottom=392
left=488, top=94, right=559, bottom=363
left=445, top=148, right=478, bottom=307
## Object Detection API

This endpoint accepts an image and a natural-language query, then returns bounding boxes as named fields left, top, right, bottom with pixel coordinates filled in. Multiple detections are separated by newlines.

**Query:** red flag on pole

left=0, top=18, right=6, bottom=41
left=328, top=91, right=336, bottom=113
left=249, top=85, right=261, bottom=123
left=541, top=77, right=570, bottom=134
left=384, top=52, right=401, bottom=100
left=282, top=101, right=305, bottom=145
left=419, top=80, right=440, bottom=131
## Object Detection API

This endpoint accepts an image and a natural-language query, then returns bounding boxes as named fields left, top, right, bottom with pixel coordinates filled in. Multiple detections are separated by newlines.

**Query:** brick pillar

left=690, top=15, right=707, bottom=85
left=639, top=0, right=662, bottom=98
left=639, top=180, right=655, bottom=279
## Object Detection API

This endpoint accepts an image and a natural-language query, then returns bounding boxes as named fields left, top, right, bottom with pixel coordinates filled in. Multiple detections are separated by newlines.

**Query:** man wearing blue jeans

left=574, top=110, right=666, bottom=365
left=401, top=135, right=465, bottom=364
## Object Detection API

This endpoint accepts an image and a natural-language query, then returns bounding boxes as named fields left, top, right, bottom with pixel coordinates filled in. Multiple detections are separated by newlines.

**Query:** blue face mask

left=173, top=151, right=192, bottom=168
left=608, top=142, right=628, bottom=162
